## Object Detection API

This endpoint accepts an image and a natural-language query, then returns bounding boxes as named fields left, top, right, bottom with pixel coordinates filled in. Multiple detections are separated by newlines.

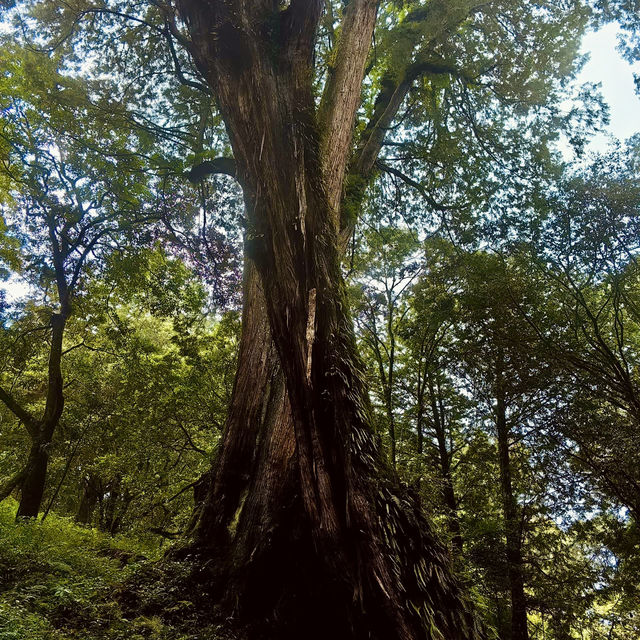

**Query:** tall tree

left=159, top=2, right=594, bottom=637
left=515, top=147, right=640, bottom=523
left=0, top=42, right=153, bottom=516
left=433, top=247, right=556, bottom=640
left=351, top=213, right=422, bottom=469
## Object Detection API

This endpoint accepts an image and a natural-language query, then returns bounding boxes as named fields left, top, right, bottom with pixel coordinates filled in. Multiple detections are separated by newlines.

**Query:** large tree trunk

left=191, top=258, right=293, bottom=548
left=177, top=3, right=482, bottom=638
left=495, top=362, right=529, bottom=640
left=195, top=257, right=480, bottom=639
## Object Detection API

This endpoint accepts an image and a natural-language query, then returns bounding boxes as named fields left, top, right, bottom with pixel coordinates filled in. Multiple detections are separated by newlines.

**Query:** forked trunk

left=177, top=3, right=482, bottom=637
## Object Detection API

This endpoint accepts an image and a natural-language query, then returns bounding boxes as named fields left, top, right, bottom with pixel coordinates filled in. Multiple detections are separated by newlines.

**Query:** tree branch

left=163, top=21, right=211, bottom=95
left=375, top=160, right=461, bottom=211
left=318, top=0, right=379, bottom=222
left=0, top=467, right=26, bottom=503
left=0, top=385, right=38, bottom=437
left=186, top=157, right=237, bottom=183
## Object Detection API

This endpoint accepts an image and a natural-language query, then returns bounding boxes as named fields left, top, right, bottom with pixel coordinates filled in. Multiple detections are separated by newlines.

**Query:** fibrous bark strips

left=175, top=2, right=483, bottom=638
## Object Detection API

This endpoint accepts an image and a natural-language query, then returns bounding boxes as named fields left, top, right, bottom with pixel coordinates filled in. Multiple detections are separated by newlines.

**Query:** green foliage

left=0, top=498, right=151, bottom=639
left=0, top=242, right=239, bottom=534
left=0, top=499, right=237, bottom=639
left=0, top=215, right=20, bottom=280
left=349, top=146, right=640, bottom=638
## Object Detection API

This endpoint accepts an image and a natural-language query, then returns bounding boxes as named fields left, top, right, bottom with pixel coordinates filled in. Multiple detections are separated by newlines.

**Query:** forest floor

left=0, top=500, right=234, bottom=640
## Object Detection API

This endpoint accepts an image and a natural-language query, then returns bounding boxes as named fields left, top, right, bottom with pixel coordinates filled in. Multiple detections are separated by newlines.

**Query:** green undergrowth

left=0, top=500, right=231, bottom=640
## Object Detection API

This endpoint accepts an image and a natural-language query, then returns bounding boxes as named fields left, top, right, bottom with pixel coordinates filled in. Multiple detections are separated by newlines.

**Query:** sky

left=1, top=23, right=640, bottom=304
left=577, top=23, right=640, bottom=150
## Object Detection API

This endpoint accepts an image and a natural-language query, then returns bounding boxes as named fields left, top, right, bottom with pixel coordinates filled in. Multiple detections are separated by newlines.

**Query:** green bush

left=0, top=499, right=169, bottom=640
left=0, top=500, right=235, bottom=639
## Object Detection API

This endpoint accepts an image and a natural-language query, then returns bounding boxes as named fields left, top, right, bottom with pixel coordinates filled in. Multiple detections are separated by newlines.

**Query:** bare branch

left=186, top=157, right=237, bottom=183
left=163, top=21, right=211, bottom=95
left=375, top=160, right=461, bottom=211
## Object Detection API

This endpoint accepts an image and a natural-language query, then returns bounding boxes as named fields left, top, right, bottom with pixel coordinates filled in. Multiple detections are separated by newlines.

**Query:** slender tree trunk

left=495, top=361, right=529, bottom=640
left=43, top=421, right=91, bottom=522
left=16, top=311, right=66, bottom=518
left=386, top=294, right=397, bottom=468
left=109, top=490, right=132, bottom=535
left=415, top=367, right=425, bottom=489
left=76, top=474, right=99, bottom=525
left=99, top=475, right=132, bottom=535
left=428, top=374, right=463, bottom=554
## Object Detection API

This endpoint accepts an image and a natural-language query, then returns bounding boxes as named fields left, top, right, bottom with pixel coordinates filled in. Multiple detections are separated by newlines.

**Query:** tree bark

left=76, top=474, right=100, bottom=525
left=495, top=360, right=529, bottom=640
left=175, top=3, right=482, bottom=638
left=192, top=256, right=294, bottom=548
left=15, top=311, right=67, bottom=518
left=15, top=441, right=50, bottom=518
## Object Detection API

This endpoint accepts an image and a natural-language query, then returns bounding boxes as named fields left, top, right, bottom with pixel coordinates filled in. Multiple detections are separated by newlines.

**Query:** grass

left=0, top=499, right=229, bottom=640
